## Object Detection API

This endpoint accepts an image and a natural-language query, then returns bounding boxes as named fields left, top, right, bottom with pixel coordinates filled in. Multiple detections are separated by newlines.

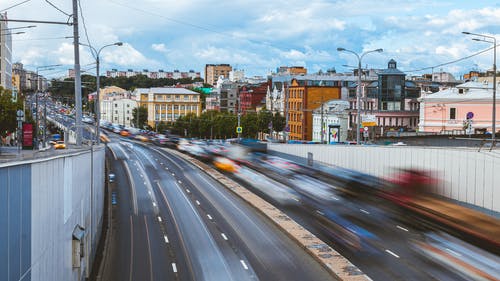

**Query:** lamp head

left=462, top=31, right=471, bottom=35
left=337, top=47, right=345, bottom=52
left=115, top=42, right=123, bottom=46
left=375, top=48, right=383, bottom=53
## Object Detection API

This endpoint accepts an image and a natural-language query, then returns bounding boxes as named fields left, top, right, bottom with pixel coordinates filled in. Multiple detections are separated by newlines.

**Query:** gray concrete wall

left=0, top=147, right=105, bottom=281
left=268, top=144, right=500, bottom=213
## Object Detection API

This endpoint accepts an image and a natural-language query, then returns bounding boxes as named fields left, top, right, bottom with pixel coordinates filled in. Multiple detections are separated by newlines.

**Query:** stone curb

left=165, top=148, right=371, bottom=281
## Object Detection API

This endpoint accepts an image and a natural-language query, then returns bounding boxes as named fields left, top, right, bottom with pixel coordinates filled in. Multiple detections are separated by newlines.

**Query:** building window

left=114, top=104, right=118, bottom=107
left=184, top=96, right=189, bottom=100
left=175, top=95, right=180, bottom=100
left=450, top=108, right=456, bottom=120
left=127, top=104, right=130, bottom=107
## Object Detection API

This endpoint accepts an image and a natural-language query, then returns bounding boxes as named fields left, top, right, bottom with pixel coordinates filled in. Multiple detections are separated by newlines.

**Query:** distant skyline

left=2, top=0, right=499, bottom=79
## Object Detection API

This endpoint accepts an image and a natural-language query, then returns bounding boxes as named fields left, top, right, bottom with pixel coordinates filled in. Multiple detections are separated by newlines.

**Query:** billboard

left=23, top=123, right=33, bottom=148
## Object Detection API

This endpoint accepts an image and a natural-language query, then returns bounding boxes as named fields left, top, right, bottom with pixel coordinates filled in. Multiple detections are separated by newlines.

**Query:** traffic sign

left=466, top=112, right=474, bottom=119
left=236, top=126, right=243, bottom=134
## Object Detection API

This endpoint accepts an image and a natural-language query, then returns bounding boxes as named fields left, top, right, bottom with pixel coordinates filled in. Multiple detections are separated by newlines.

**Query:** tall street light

left=80, top=42, right=123, bottom=144
left=34, top=64, right=61, bottom=149
left=337, top=47, right=383, bottom=144
left=463, top=31, right=497, bottom=141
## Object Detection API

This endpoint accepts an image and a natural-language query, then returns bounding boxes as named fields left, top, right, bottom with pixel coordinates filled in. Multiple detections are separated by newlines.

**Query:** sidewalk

left=0, top=145, right=54, bottom=164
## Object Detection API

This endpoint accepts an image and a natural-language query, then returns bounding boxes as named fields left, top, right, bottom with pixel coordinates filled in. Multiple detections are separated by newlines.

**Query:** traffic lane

left=287, top=188, right=470, bottom=281
left=127, top=145, right=256, bottom=279
left=220, top=162, right=468, bottom=281
left=104, top=145, right=177, bottom=281
left=154, top=176, right=253, bottom=281
left=153, top=148, right=336, bottom=281
left=124, top=142, right=254, bottom=280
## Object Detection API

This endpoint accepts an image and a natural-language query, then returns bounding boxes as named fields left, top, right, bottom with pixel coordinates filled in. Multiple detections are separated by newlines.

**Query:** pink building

left=419, top=81, right=499, bottom=134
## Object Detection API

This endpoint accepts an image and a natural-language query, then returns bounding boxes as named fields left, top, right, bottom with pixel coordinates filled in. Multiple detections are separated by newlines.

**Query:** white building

left=312, top=100, right=350, bottom=143
left=0, top=12, right=13, bottom=90
left=101, top=98, right=137, bottom=127
left=229, top=69, right=245, bottom=82
left=266, top=84, right=286, bottom=116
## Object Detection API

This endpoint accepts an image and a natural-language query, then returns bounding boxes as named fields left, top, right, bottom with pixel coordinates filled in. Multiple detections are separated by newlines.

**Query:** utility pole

left=72, top=0, right=83, bottom=146
left=284, top=81, right=290, bottom=142
left=320, top=96, right=325, bottom=144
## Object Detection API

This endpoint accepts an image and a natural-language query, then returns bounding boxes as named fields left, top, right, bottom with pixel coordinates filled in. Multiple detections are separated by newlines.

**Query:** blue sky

left=2, top=0, right=499, bottom=79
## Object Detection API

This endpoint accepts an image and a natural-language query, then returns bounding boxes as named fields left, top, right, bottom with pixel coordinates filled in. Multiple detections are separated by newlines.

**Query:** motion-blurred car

left=53, top=141, right=66, bottom=149
left=213, top=156, right=239, bottom=172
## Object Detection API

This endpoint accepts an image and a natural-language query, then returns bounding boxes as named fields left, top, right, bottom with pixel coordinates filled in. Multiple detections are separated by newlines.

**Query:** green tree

left=131, top=106, right=148, bottom=128
left=241, top=112, right=259, bottom=138
left=0, top=86, right=25, bottom=136
left=272, top=112, right=286, bottom=132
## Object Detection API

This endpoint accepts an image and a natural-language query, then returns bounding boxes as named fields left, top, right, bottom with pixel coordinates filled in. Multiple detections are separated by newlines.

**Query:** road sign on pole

left=236, top=126, right=242, bottom=134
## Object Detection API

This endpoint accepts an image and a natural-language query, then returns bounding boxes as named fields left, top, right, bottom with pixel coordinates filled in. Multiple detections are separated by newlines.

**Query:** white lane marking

left=144, top=181, right=147, bottom=185
left=171, top=173, right=175, bottom=176
left=385, top=249, right=400, bottom=258
left=316, top=210, right=324, bottom=215
left=331, top=196, right=340, bottom=201
left=195, top=200, right=200, bottom=206
left=152, top=202, right=157, bottom=207
left=157, top=216, right=162, bottom=222
left=186, top=189, right=191, bottom=194
left=360, top=209, right=370, bottom=214
left=172, top=263, right=177, bottom=273
left=160, top=162, right=164, bottom=165
left=396, top=225, right=409, bottom=232
left=122, top=161, right=138, bottom=215
left=293, top=198, right=300, bottom=202
left=240, top=260, right=249, bottom=270
left=164, top=235, right=169, bottom=243
left=207, top=214, right=212, bottom=220
left=155, top=158, right=158, bottom=161
left=140, top=174, right=143, bottom=178
left=178, top=180, right=182, bottom=184
left=221, top=233, right=228, bottom=240
left=148, top=191, right=152, bottom=195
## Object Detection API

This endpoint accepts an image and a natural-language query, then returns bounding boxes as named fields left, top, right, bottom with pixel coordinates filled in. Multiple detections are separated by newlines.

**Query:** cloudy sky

left=2, top=0, right=499, bottom=79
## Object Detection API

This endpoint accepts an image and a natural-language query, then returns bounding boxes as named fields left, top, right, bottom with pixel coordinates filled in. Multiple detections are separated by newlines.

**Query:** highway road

left=230, top=157, right=476, bottom=281
left=100, top=137, right=335, bottom=281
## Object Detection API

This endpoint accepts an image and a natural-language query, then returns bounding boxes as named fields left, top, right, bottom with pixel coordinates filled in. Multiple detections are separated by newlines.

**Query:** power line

left=77, top=0, right=92, bottom=51
left=44, top=0, right=71, bottom=17
left=0, top=0, right=30, bottom=13
left=404, top=44, right=499, bottom=73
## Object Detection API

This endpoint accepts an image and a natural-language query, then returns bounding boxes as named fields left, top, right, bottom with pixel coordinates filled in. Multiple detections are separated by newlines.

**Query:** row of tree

left=0, top=87, right=31, bottom=137
left=48, top=74, right=206, bottom=101
left=168, top=110, right=285, bottom=139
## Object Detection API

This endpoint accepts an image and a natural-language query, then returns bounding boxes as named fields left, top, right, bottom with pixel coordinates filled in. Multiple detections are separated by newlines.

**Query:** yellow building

left=134, top=87, right=201, bottom=128
left=287, top=79, right=341, bottom=140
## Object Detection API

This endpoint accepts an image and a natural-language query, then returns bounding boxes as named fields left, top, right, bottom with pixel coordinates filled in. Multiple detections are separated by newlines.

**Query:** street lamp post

left=463, top=31, right=497, bottom=141
left=337, top=47, right=383, bottom=144
left=34, top=64, right=61, bottom=149
left=80, top=42, right=123, bottom=144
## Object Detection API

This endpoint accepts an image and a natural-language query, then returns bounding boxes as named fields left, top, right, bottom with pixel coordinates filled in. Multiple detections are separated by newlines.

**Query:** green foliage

left=0, top=87, right=25, bottom=135
left=131, top=106, right=148, bottom=128
left=170, top=110, right=285, bottom=139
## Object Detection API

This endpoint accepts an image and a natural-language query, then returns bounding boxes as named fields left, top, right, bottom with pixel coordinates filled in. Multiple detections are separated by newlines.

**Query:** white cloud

left=2, top=0, right=499, bottom=78
left=152, top=43, right=168, bottom=53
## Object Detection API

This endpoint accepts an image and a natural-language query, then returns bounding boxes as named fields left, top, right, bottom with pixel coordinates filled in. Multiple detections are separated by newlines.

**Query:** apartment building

left=287, top=78, right=342, bottom=140
left=205, top=64, right=232, bottom=86
left=133, top=87, right=201, bottom=128
left=106, top=69, right=201, bottom=80
left=0, top=12, right=12, bottom=90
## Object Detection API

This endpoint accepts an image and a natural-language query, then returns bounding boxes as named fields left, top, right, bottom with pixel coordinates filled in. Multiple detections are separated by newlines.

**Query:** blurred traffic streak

left=108, top=133, right=499, bottom=280
left=314, top=209, right=384, bottom=255
left=412, top=232, right=500, bottom=281
left=381, top=169, right=500, bottom=254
